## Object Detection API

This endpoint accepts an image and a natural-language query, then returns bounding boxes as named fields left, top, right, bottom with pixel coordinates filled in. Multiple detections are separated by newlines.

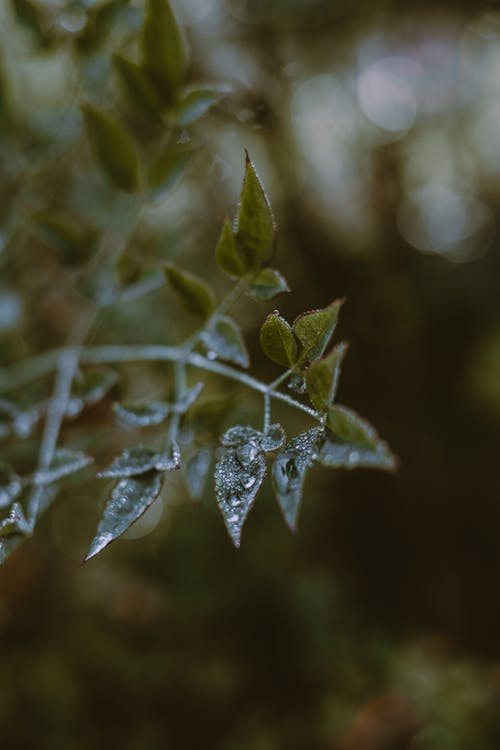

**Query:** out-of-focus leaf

left=0, top=502, right=30, bottom=537
left=113, top=401, right=171, bottom=427
left=247, top=268, right=289, bottom=301
left=12, top=0, right=51, bottom=47
left=260, top=311, right=297, bottom=367
left=66, top=368, right=118, bottom=418
left=148, top=145, right=196, bottom=200
left=259, top=423, right=286, bottom=452
left=305, top=342, right=348, bottom=411
left=0, top=398, right=39, bottom=440
left=184, top=447, right=213, bottom=500
left=164, top=263, right=215, bottom=320
left=84, top=470, right=164, bottom=561
left=31, top=449, right=93, bottom=486
left=81, top=104, right=139, bottom=192
left=200, top=316, right=249, bottom=368
left=215, top=446, right=266, bottom=547
left=288, top=372, right=307, bottom=394
left=187, top=394, right=237, bottom=435
left=175, top=88, right=224, bottom=127
left=235, top=152, right=275, bottom=271
left=98, top=443, right=180, bottom=478
left=215, top=218, right=246, bottom=278
left=293, top=300, right=343, bottom=362
left=141, top=0, right=186, bottom=105
left=321, top=405, right=397, bottom=470
left=174, top=382, right=204, bottom=413
left=0, top=533, right=25, bottom=565
left=113, top=54, right=165, bottom=121
left=272, top=427, right=323, bottom=531
left=0, top=464, right=22, bottom=509
left=33, top=212, right=100, bottom=267
left=76, top=0, right=128, bottom=54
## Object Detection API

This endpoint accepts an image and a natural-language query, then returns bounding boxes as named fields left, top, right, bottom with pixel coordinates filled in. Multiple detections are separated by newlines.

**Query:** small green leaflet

left=0, top=463, right=22, bottom=509
left=98, top=443, right=180, bottom=478
left=215, top=219, right=246, bottom=278
left=305, top=342, right=348, bottom=411
left=113, top=401, right=171, bottom=427
left=81, top=104, right=139, bottom=192
left=141, top=0, right=186, bottom=104
left=260, top=311, right=297, bottom=368
left=320, top=405, right=397, bottom=471
left=235, top=153, right=275, bottom=272
left=31, top=449, right=93, bottom=486
left=164, top=263, right=215, bottom=320
left=200, top=316, right=249, bottom=368
left=175, top=88, right=225, bottom=127
left=148, top=145, right=196, bottom=200
left=247, top=268, right=289, bottom=301
left=84, top=470, right=164, bottom=561
left=113, top=54, right=165, bottom=121
left=272, top=427, right=323, bottom=531
left=293, top=300, right=343, bottom=362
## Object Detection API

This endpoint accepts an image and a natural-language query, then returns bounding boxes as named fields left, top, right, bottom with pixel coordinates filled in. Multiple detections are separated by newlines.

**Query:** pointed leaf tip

left=81, top=104, right=139, bottom=192
left=235, top=153, right=275, bottom=272
left=320, top=405, right=397, bottom=471
left=164, top=264, right=215, bottom=320
left=259, top=311, right=297, bottom=368
left=294, top=299, right=344, bottom=362
left=305, top=342, right=348, bottom=411
left=215, top=446, right=266, bottom=546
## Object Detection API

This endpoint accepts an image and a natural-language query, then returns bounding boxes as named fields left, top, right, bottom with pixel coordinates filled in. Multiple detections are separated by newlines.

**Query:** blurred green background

left=3, top=0, right=500, bottom=747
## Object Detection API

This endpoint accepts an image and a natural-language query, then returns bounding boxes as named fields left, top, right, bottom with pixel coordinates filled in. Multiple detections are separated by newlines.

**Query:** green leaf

left=235, top=153, right=275, bottom=271
left=141, top=0, right=186, bottom=105
left=184, top=448, right=213, bottom=500
left=76, top=0, right=128, bottom=55
left=113, top=54, right=165, bottom=121
left=215, top=446, right=266, bottom=547
left=12, top=0, right=51, bottom=48
left=305, top=342, right=348, bottom=411
left=164, top=263, right=215, bottom=320
left=272, top=427, right=323, bottom=531
left=81, top=104, right=139, bottom=192
left=175, top=88, right=225, bottom=127
left=33, top=212, right=99, bottom=267
left=98, top=443, right=180, bottom=478
left=0, top=464, right=22, bottom=509
left=148, top=145, right=196, bottom=200
left=84, top=471, right=164, bottom=561
left=259, top=311, right=297, bottom=368
left=215, top=219, right=246, bottom=278
left=113, top=401, right=171, bottom=427
left=321, top=405, right=397, bottom=471
left=293, top=299, right=343, bottom=362
left=31, top=449, right=93, bottom=486
left=0, top=502, right=30, bottom=537
left=247, top=268, right=289, bottom=301
left=200, top=316, right=249, bottom=368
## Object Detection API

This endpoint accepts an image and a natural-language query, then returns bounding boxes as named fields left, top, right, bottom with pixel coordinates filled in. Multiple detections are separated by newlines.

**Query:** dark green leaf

left=215, top=447, right=266, bottom=547
left=76, top=0, right=128, bottom=54
left=235, top=153, right=275, bottom=271
left=175, top=88, right=225, bottom=127
left=33, top=212, right=99, bottom=267
left=321, top=405, right=397, bottom=471
left=113, top=54, right=165, bottom=121
left=247, top=268, right=289, bottom=301
left=305, top=342, right=348, bottom=411
left=215, top=219, right=246, bottom=278
left=141, top=0, right=186, bottom=105
left=98, top=443, right=180, bottom=478
left=259, top=311, right=297, bottom=368
left=272, top=427, right=323, bottom=531
left=293, top=299, right=343, bottom=361
left=184, top=448, right=213, bottom=500
left=31, top=449, right=93, bottom=486
left=164, top=263, right=215, bottom=320
left=66, top=368, right=118, bottom=418
left=12, top=0, right=51, bottom=47
left=84, top=470, right=164, bottom=561
left=81, top=104, right=139, bottom=191
left=113, top=401, right=171, bottom=427
left=0, top=464, right=22, bottom=509
left=0, top=502, right=30, bottom=537
left=148, top=145, right=196, bottom=200
left=200, top=316, right=249, bottom=368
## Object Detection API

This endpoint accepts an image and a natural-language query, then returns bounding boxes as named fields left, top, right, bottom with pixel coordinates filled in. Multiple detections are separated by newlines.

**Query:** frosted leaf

left=221, top=423, right=285, bottom=454
left=174, top=382, right=204, bottom=413
left=0, top=463, right=22, bottom=509
left=31, top=449, right=93, bottom=486
left=318, top=429, right=397, bottom=471
left=215, top=448, right=266, bottom=547
left=184, top=448, right=213, bottom=500
left=221, top=424, right=261, bottom=447
left=0, top=534, right=25, bottom=565
left=200, top=317, right=249, bottom=368
left=66, top=368, right=118, bottom=418
left=0, top=398, right=39, bottom=440
left=259, top=424, right=286, bottom=452
left=272, top=427, right=323, bottom=531
left=235, top=440, right=260, bottom=467
left=114, top=401, right=171, bottom=427
left=98, top=443, right=180, bottom=478
left=0, top=502, right=30, bottom=537
left=84, top=470, right=164, bottom=561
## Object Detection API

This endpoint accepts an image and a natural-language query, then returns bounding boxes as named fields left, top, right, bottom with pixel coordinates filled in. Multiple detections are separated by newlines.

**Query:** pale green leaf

left=259, top=311, right=297, bottom=368
left=293, top=299, right=343, bottom=361
left=148, top=145, right=196, bottom=200
left=164, top=263, right=215, bottom=320
left=321, top=405, right=397, bottom=471
left=247, top=268, right=289, bottom=301
left=215, top=219, right=246, bottom=278
left=200, top=316, right=249, bottom=368
left=175, top=88, right=225, bottom=127
left=82, top=104, right=139, bottom=191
